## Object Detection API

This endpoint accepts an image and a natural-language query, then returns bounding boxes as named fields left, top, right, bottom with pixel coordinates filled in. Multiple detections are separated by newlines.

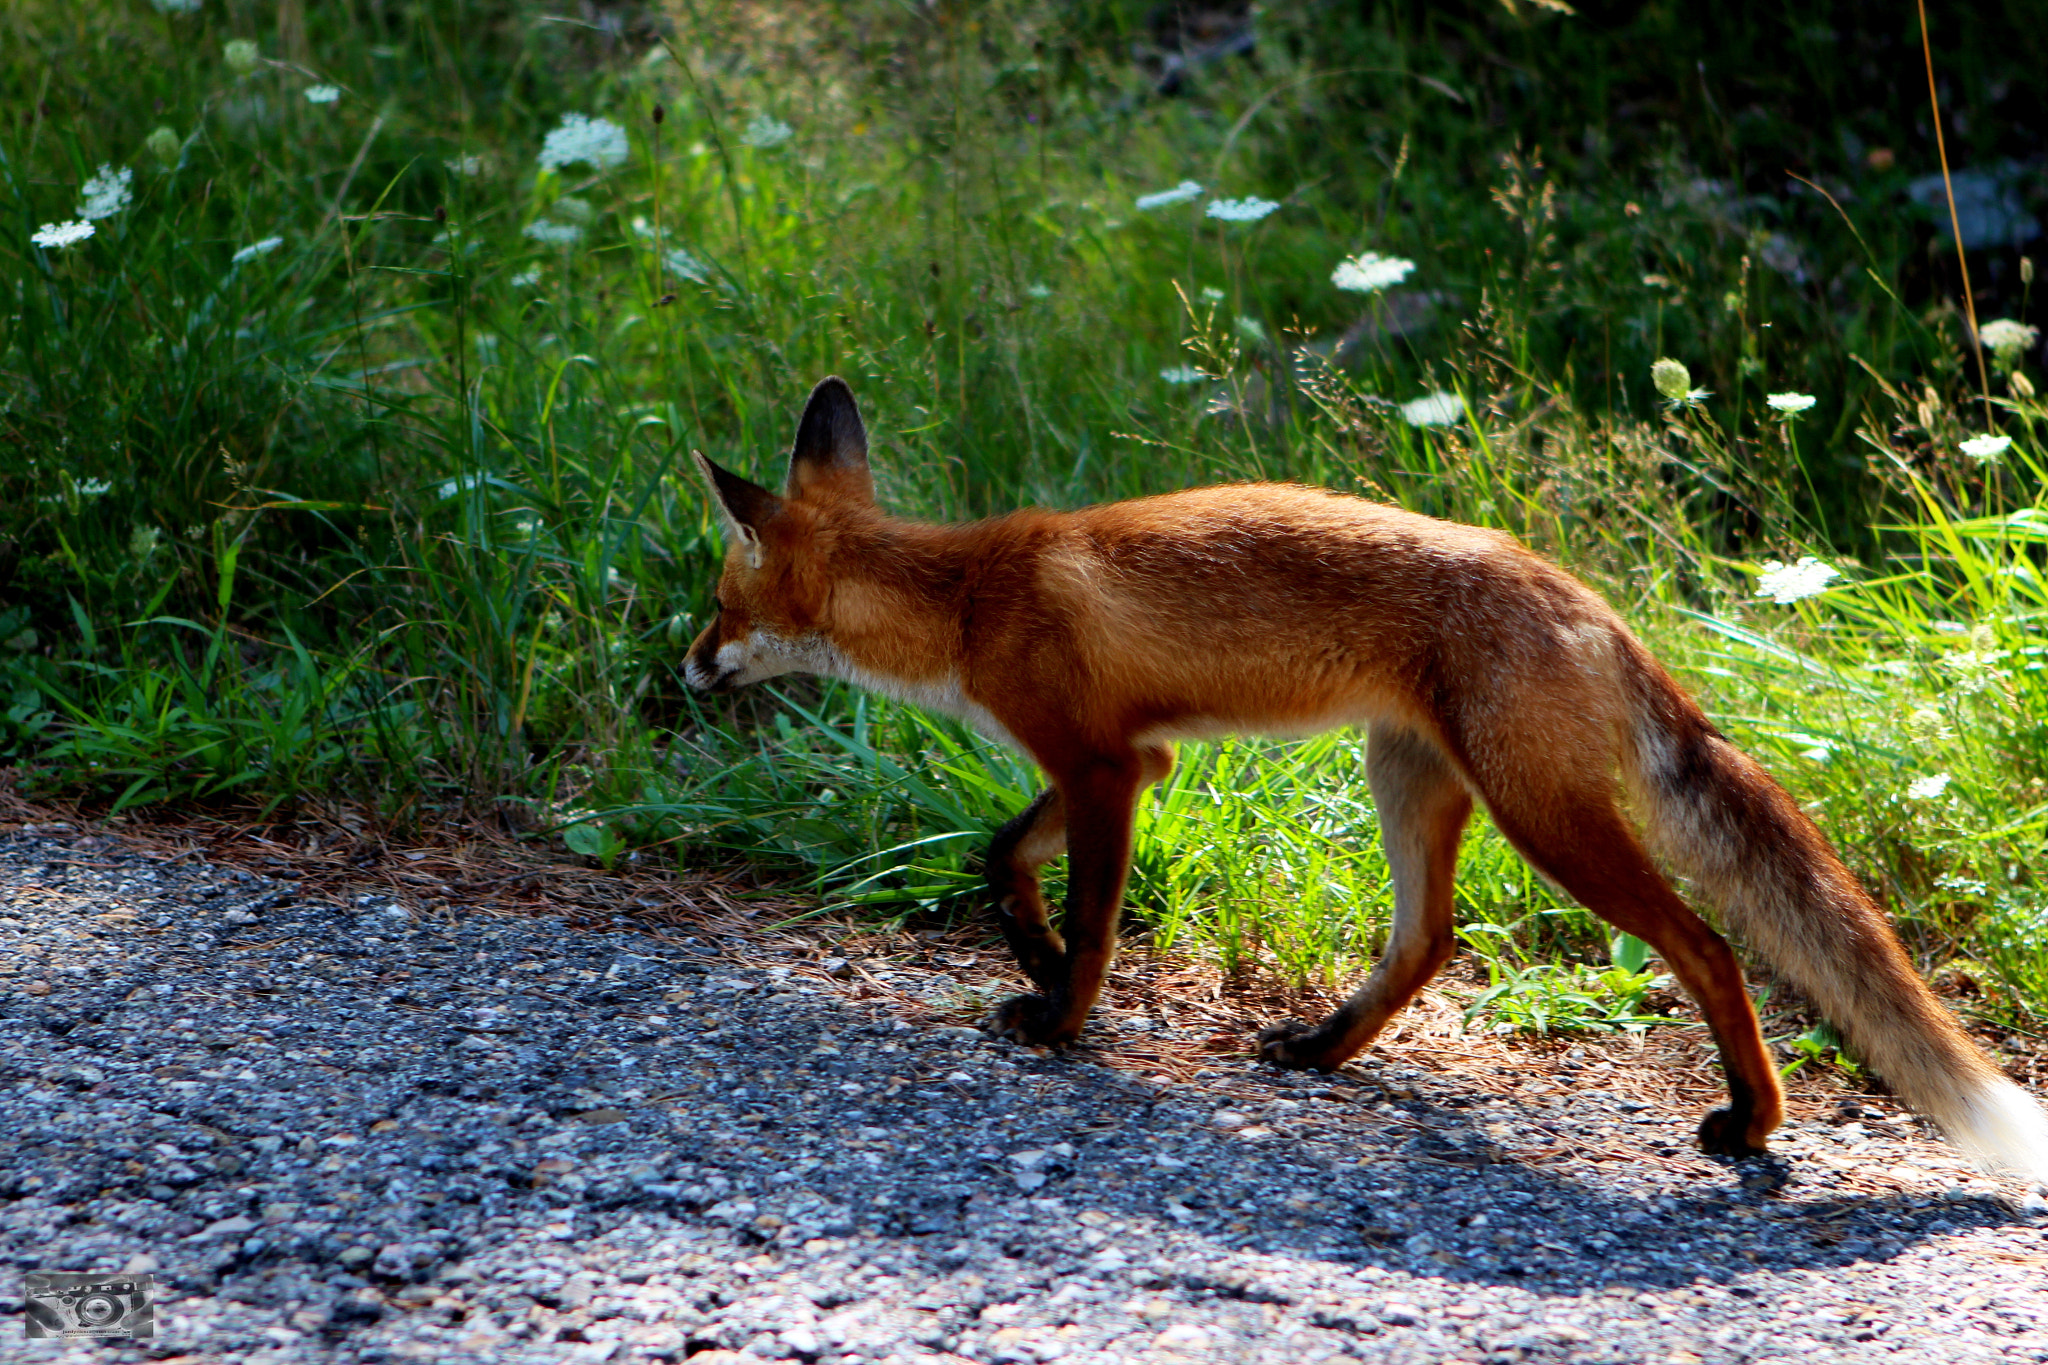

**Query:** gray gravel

left=3, top=823, right=2047, bottom=1365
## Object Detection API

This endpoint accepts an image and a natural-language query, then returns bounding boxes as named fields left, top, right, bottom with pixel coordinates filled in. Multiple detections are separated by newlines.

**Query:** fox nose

left=684, top=654, right=736, bottom=693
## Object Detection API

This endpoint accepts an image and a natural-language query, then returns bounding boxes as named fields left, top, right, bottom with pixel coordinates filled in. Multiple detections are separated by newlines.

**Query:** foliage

left=0, top=0, right=2042, bottom=1029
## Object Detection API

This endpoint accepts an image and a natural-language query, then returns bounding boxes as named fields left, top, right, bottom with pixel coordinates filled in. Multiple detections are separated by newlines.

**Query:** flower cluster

left=1905, top=773, right=1951, bottom=800
left=1331, top=252, right=1415, bottom=293
left=1135, top=181, right=1202, bottom=211
left=305, top=85, right=342, bottom=105
left=1979, top=318, right=2038, bottom=365
left=1765, top=392, right=1815, bottom=416
left=1753, top=556, right=1838, bottom=604
left=78, top=165, right=133, bottom=220
left=538, top=114, right=628, bottom=172
left=31, top=221, right=94, bottom=250
left=1159, top=366, right=1206, bottom=384
left=1205, top=197, right=1279, bottom=222
left=740, top=115, right=792, bottom=149
left=1960, top=434, right=2011, bottom=463
left=1400, top=392, right=1464, bottom=428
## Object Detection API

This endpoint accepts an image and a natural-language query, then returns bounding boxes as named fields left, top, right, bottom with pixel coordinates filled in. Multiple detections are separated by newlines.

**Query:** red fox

left=686, top=376, right=2048, bottom=1181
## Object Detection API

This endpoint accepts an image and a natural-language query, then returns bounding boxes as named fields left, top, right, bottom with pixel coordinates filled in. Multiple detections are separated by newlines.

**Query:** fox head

left=684, top=376, right=874, bottom=693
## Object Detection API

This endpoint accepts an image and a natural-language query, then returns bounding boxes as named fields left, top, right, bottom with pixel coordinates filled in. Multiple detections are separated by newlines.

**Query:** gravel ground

left=4, top=822, right=2048, bottom=1365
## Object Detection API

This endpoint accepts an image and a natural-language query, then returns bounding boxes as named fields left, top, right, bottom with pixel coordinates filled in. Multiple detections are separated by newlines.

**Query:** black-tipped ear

left=787, top=376, right=873, bottom=500
left=694, top=451, right=781, bottom=564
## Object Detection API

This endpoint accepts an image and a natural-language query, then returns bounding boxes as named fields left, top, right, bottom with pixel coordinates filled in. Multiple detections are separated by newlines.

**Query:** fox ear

left=694, top=451, right=781, bottom=568
left=786, top=376, right=873, bottom=502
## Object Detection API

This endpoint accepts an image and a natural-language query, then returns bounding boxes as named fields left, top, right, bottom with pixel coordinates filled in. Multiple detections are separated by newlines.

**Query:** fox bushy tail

left=1619, top=642, right=2048, bottom=1184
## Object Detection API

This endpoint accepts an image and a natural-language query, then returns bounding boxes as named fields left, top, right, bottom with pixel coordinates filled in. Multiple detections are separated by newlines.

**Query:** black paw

left=1697, top=1106, right=1770, bottom=1159
left=1257, top=1018, right=1329, bottom=1070
left=991, top=993, right=1073, bottom=1046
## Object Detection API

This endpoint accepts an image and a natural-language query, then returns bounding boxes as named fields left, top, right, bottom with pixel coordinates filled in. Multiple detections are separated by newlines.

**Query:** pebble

left=1, top=827, right=2046, bottom=1363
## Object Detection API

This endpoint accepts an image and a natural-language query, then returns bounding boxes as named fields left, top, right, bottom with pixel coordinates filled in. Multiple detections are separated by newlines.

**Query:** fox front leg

left=988, top=746, right=1170, bottom=1046
left=984, top=787, right=1069, bottom=994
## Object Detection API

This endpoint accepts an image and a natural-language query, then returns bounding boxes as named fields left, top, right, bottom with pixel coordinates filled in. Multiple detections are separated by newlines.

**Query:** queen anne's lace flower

left=1754, top=556, right=1838, bottom=604
left=1331, top=252, right=1415, bottom=293
left=1159, top=367, right=1206, bottom=384
left=740, top=115, right=792, bottom=149
left=1906, top=773, right=1951, bottom=800
left=1960, top=434, right=2011, bottom=463
left=1765, top=392, right=1816, bottom=415
left=1205, top=197, right=1279, bottom=222
left=305, top=85, right=342, bottom=105
left=77, top=165, right=133, bottom=221
left=538, top=114, right=629, bottom=172
left=1979, top=318, right=2038, bottom=359
left=523, top=220, right=583, bottom=247
left=31, top=221, right=95, bottom=250
left=1400, top=392, right=1464, bottom=427
left=1135, top=181, right=1202, bottom=211
left=153, top=0, right=201, bottom=12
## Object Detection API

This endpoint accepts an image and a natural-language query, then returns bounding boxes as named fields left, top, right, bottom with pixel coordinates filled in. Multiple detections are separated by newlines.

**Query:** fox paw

left=1696, top=1107, right=1770, bottom=1159
left=1257, top=1019, right=1330, bottom=1071
left=991, top=993, right=1072, bottom=1047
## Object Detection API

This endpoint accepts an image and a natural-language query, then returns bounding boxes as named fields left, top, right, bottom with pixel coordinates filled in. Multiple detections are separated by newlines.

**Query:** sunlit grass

left=0, top=0, right=2042, bottom=1039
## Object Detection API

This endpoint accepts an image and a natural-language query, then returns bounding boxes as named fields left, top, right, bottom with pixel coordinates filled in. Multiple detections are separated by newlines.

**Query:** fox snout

left=683, top=628, right=739, bottom=693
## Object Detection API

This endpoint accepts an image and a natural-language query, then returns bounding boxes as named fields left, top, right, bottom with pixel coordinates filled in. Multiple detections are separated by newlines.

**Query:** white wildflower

left=1160, top=366, right=1206, bottom=384
left=664, top=247, right=708, bottom=283
left=32, top=220, right=95, bottom=250
left=523, top=220, right=584, bottom=247
left=1331, top=252, right=1416, bottom=293
left=77, top=165, right=133, bottom=220
left=230, top=236, right=283, bottom=264
left=152, top=0, right=201, bottom=11
left=222, top=39, right=260, bottom=74
left=304, top=85, right=342, bottom=105
left=445, top=153, right=484, bottom=177
left=1906, top=773, right=1951, bottom=800
left=538, top=113, right=629, bottom=172
left=1205, top=197, right=1280, bottom=222
left=510, top=267, right=542, bottom=288
left=1235, top=316, right=1268, bottom=345
left=739, top=114, right=793, bottom=149
left=1199, top=286, right=1225, bottom=303
left=1400, top=392, right=1465, bottom=427
left=1135, top=180, right=1202, bottom=211
left=1960, top=434, right=2011, bottom=463
left=1765, top=392, right=1816, bottom=415
left=1979, top=318, right=2038, bottom=360
left=437, top=473, right=487, bottom=500
left=78, top=478, right=113, bottom=498
left=1754, top=556, right=1838, bottom=604
left=1024, top=283, right=1051, bottom=299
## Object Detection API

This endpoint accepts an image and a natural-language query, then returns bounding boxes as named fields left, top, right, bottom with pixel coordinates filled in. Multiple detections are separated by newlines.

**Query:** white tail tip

left=1947, top=1079, right=2048, bottom=1188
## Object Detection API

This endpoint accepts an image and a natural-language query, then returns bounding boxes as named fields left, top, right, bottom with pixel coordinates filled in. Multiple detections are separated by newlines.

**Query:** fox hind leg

left=1484, top=782, right=1784, bottom=1156
left=1262, top=723, right=1471, bottom=1071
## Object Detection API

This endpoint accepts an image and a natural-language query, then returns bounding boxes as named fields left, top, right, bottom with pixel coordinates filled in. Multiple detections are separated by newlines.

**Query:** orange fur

left=686, top=378, right=2048, bottom=1179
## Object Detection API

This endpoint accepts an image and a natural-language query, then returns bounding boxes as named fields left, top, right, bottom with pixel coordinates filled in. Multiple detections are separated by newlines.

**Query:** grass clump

left=1, top=0, right=2043, bottom=1041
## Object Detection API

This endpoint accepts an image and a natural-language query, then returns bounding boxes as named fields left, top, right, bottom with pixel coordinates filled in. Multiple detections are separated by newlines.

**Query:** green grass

left=2, top=0, right=2044, bottom=1042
